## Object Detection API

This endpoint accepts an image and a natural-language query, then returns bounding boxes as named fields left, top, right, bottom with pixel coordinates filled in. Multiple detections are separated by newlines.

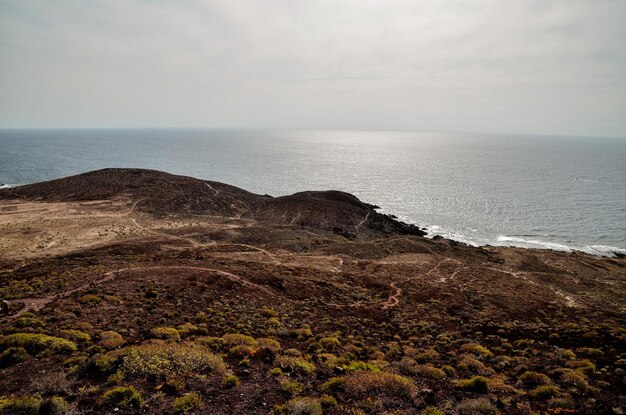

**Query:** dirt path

left=1, top=264, right=284, bottom=321
left=355, top=211, right=371, bottom=232
left=382, top=282, right=401, bottom=309
left=380, top=256, right=463, bottom=309
left=3, top=268, right=129, bottom=320
left=205, top=183, right=219, bottom=196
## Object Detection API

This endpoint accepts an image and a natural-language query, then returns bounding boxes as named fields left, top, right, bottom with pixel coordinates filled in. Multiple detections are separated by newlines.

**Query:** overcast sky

left=0, top=0, right=625, bottom=137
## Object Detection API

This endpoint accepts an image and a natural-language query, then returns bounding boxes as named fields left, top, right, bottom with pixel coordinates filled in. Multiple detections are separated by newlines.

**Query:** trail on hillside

left=1, top=265, right=285, bottom=321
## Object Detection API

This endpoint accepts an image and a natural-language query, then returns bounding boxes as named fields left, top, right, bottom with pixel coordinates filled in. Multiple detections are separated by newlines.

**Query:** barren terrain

left=0, top=169, right=624, bottom=415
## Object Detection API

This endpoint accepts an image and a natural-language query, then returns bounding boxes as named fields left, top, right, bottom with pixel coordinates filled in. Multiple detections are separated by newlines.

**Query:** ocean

left=1, top=128, right=625, bottom=256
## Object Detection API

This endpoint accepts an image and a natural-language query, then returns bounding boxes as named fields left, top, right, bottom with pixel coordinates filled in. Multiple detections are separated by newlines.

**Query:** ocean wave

left=421, top=224, right=624, bottom=257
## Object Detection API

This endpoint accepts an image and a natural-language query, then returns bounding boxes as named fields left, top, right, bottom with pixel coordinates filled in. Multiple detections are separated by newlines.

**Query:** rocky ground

left=0, top=169, right=624, bottom=415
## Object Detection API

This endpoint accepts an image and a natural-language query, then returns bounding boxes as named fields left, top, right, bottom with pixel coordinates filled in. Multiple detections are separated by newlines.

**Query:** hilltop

left=0, top=169, right=624, bottom=415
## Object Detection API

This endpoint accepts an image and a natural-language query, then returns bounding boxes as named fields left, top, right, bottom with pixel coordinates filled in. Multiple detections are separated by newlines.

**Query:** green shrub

left=39, top=396, right=69, bottom=415
left=14, top=317, right=45, bottom=328
left=150, top=327, right=181, bottom=342
left=458, top=376, right=490, bottom=393
left=172, top=392, right=203, bottom=413
left=423, top=407, right=444, bottom=415
left=342, top=360, right=381, bottom=372
left=319, top=394, right=337, bottom=408
left=0, top=396, right=41, bottom=415
left=121, top=342, right=225, bottom=378
left=460, top=343, right=493, bottom=358
left=102, top=385, right=143, bottom=408
left=61, top=329, right=91, bottom=343
left=196, top=336, right=224, bottom=350
left=274, top=355, right=315, bottom=375
left=345, top=371, right=418, bottom=400
left=222, top=375, right=240, bottom=388
left=321, top=377, right=345, bottom=394
left=319, top=337, right=340, bottom=351
left=0, top=333, right=77, bottom=354
left=256, top=338, right=281, bottom=354
left=529, top=385, right=559, bottom=400
left=0, top=347, right=29, bottom=368
left=279, top=379, right=304, bottom=396
left=79, top=294, right=102, bottom=304
left=275, top=397, right=322, bottom=415
left=222, top=334, right=256, bottom=347
left=99, top=331, right=124, bottom=349
left=518, top=371, right=551, bottom=388
left=457, top=398, right=497, bottom=415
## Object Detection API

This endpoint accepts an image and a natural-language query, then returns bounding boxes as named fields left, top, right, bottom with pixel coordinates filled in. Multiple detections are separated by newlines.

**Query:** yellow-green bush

left=0, top=333, right=77, bottom=354
left=458, top=376, right=490, bottom=393
left=39, top=396, right=69, bottom=415
left=0, top=396, right=41, bottom=415
left=150, top=327, right=181, bottom=342
left=273, top=397, right=322, bottom=415
left=222, top=334, right=256, bottom=347
left=99, top=331, right=124, bottom=349
left=0, top=347, right=29, bottom=368
left=101, top=385, right=143, bottom=408
left=518, top=371, right=551, bottom=388
left=345, top=371, right=418, bottom=400
left=222, top=374, right=240, bottom=388
left=460, top=343, right=493, bottom=359
left=529, top=385, right=559, bottom=400
left=274, top=355, right=315, bottom=375
left=61, top=329, right=91, bottom=343
left=172, top=392, right=203, bottom=413
left=120, top=341, right=225, bottom=378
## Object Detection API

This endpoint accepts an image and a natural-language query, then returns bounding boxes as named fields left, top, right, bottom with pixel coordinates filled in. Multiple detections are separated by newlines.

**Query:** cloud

left=0, top=0, right=625, bottom=136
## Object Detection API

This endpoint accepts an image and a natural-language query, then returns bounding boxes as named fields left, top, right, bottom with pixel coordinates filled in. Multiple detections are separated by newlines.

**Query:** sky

left=0, top=0, right=625, bottom=137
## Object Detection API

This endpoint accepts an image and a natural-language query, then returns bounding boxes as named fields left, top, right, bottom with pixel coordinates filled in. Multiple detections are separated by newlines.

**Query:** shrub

left=223, top=334, right=256, bottom=347
left=196, top=336, right=224, bottom=350
left=274, top=355, right=316, bottom=375
left=319, top=395, right=337, bottom=408
left=275, top=397, right=322, bottom=415
left=15, top=317, right=45, bottom=328
left=39, top=396, right=69, bottom=415
left=99, top=331, right=124, bottom=349
left=321, top=377, right=345, bottom=394
left=565, top=359, right=595, bottom=376
left=345, top=371, right=418, bottom=400
left=279, top=378, right=304, bottom=396
left=101, top=385, right=143, bottom=408
left=61, top=329, right=91, bottom=343
left=121, top=342, right=225, bottom=378
left=222, top=375, right=240, bottom=388
left=457, top=355, right=491, bottom=375
left=458, top=376, right=490, bottom=393
left=461, top=343, right=493, bottom=358
left=0, top=347, right=29, bottom=368
left=417, top=364, right=446, bottom=379
left=518, top=371, right=551, bottom=388
left=150, top=327, right=181, bottom=342
left=319, top=337, right=340, bottom=351
left=342, top=360, right=384, bottom=372
left=457, top=398, right=497, bottom=415
left=0, top=333, right=77, bottom=354
left=575, top=347, right=604, bottom=358
left=79, top=294, right=102, bottom=304
left=254, top=338, right=281, bottom=355
left=423, top=407, right=444, bottom=415
left=172, top=392, right=203, bottom=413
left=0, top=396, right=41, bottom=415
left=529, top=385, right=559, bottom=400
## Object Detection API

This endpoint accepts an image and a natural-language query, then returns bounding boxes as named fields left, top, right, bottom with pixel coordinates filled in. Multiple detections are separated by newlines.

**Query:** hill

left=0, top=169, right=624, bottom=415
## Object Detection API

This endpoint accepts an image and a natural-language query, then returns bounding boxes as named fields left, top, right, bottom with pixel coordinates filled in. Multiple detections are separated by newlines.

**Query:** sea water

left=1, top=129, right=624, bottom=256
